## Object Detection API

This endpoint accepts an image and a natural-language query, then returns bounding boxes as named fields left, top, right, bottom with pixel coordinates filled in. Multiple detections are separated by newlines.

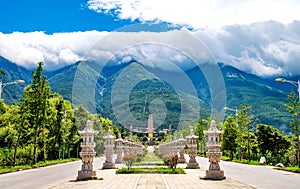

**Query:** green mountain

left=0, top=56, right=294, bottom=132
left=0, top=56, right=31, bottom=104
left=219, top=64, right=290, bottom=132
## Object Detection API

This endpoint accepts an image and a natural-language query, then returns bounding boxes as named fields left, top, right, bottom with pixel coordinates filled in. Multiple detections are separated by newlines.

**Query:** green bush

left=0, top=148, right=13, bottom=166
left=162, top=154, right=178, bottom=169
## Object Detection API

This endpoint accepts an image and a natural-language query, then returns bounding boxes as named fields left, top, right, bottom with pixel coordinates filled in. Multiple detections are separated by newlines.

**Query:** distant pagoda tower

left=148, top=114, right=153, bottom=139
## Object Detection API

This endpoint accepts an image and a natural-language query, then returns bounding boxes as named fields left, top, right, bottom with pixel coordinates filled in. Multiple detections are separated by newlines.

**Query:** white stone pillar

left=77, top=120, right=99, bottom=180
left=202, top=120, right=225, bottom=180
left=186, top=129, right=199, bottom=169
left=102, top=130, right=116, bottom=169
left=115, top=134, right=123, bottom=164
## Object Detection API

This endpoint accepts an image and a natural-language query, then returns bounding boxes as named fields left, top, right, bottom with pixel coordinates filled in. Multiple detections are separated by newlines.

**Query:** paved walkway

left=50, top=165, right=255, bottom=189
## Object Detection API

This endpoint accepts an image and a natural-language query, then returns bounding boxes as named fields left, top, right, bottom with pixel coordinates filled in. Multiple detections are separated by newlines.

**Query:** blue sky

left=0, top=0, right=132, bottom=33
left=0, top=0, right=300, bottom=77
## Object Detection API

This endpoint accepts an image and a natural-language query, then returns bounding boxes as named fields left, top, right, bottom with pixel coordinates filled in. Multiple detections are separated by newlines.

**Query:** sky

left=0, top=0, right=300, bottom=77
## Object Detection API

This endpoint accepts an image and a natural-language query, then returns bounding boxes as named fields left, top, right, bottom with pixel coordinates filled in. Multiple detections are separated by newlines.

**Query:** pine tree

left=19, top=62, right=51, bottom=163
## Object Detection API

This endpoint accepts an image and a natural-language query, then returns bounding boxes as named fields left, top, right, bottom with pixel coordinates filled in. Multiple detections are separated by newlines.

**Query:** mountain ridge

left=0, top=56, right=295, bottom=132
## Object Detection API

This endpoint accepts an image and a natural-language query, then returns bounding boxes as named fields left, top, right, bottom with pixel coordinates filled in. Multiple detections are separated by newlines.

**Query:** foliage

left=116, top=167, right=185, bottom=174
left=0, top=158, right=78, bottom=174
left=122, top=154, right=137, bottom=170
left=222, top=115, right=238, bottom=160
left=0, top=62, right=112, bottom=167
left=195, top=117, right=206, bottom=155
left=274, top=166, right=300, bottom=173
left=237, top=105, right=255, bottom=161
left=0, top=69, right=5, bottom=76
left=19, top=62, right=51, bottom=163
left=286, top=91, right=300, bottom=167
left=255, top=124, right=290, bottom=164
left=133, top=152, right=164, bottom=166
left=162, top=154, right=178, bottom=170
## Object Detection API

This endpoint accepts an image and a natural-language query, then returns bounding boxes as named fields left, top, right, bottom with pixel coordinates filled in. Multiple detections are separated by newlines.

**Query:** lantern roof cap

left=78, top=120, right=99, bottom=135
left=186, top=129, right=199, bottom=139
left=103, top=129, right=116, bottom=139
left=204, top=120, right=224, bottom=135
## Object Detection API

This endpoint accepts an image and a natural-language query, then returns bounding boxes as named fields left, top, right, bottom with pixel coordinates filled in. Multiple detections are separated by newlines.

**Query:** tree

left=237, top=105, right=255, bottom=161
left=122, top=154, right=137, bottom=170
left=222, top=115, right=238, bottom=160
left=286, top=91, right=300, bottom=167
left=19, top=62, right=51, bottom=163
left=46, top=96, right=64, bottom=159
left=256, top=124, right=290, bottom=164
left=195, top=117, right=205, bottom=155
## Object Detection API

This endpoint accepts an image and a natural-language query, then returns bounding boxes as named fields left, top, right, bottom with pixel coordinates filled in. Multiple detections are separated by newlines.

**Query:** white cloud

left=194, top=21, right=300, bottom=77
left=87, top=0, right=300, bottom=29
left=0, top=31, right=108, bottom=70
left=1, top=20, right=300, bottom=77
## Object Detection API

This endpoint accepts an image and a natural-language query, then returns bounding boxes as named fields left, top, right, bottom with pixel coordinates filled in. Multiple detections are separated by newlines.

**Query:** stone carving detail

left=202, top=120, right=225, bottom=180
left=115, top=134, right=123, bottom=164
left=178, top=134, right=186, bottom=163
left=186, top=129, right=199, bottom=169
left=77, top=120, right=99, bottom=180
left=102, top=130, right=116, bottom=169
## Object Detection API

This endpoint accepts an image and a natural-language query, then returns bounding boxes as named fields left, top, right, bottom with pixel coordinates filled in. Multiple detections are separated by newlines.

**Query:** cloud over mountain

left=195, top=21, right=300, bottom=77
left=0, top=31, right=107, bottom=70
left=1, top=21, right=300, bottom=77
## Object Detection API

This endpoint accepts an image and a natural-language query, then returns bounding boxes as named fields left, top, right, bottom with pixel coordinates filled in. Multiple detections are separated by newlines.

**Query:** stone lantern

left=122, top=139, right=127, bottom=155
left=77, top=120, right=99, bottom=180
left=178, top=134, right=186, bottom=163
left=115, top=134, right=123, bottom=164
left=102, top=130, right=116, bottom=169
left=202, top=120, right=225, bottom=180
left=186, top=129, right=199, bottom=169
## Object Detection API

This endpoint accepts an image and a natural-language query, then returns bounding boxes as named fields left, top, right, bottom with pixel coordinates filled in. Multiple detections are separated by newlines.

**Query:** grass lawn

left=133, top=152, right=165, bottom=166
left=116, top=167, right=185, bottom=174
left=0, top=158, right=79, bottom=174
left=221, top=156, right=262, bottom=166
left=274, top=166, right=300, bottom=173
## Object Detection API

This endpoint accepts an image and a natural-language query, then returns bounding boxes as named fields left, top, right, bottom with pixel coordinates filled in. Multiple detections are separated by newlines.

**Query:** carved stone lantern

left=202, top=120, right=225, bottom=180
left=77, top=120, right=99, bottom=180
left=102, top=130, right=116, bottom=169
left=186, top=129, right=199, bottom=169
left=115, top=134, right=123, bottom=164
left=178, top=134, right=186, bottom=163
left=123, top=139, right=129, bottom=156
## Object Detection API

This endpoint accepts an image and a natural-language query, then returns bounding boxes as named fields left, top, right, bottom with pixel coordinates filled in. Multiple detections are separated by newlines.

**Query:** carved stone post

left=102, top=130, right=116, bottom=169
left=178, top=134, right=186, bottom=163
left=202, top=120, right=225, bottom=180
left=77, top=120, right=99, bottom=180
left=115, top=134, right=123, bottom=164
left=123, top=140, right=129, bottom=156
left=186, top=129, right=199, bottom=169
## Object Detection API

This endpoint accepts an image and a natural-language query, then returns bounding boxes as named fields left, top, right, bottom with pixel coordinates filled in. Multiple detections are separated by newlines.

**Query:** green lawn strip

left=133, top=152, right=164, bottom=166
left=116, top=167, right=185, bottom=174
left=0, top=158, right=79, bottom=174
left=231, top=159, right=262, bottom=166
left=221, top=156, right=262, bottom=166
left=274, top=166, right=300, bottom=173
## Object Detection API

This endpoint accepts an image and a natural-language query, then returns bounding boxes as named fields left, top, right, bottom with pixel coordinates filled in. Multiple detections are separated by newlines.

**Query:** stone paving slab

left=50, top=167, right=256, bottom=189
